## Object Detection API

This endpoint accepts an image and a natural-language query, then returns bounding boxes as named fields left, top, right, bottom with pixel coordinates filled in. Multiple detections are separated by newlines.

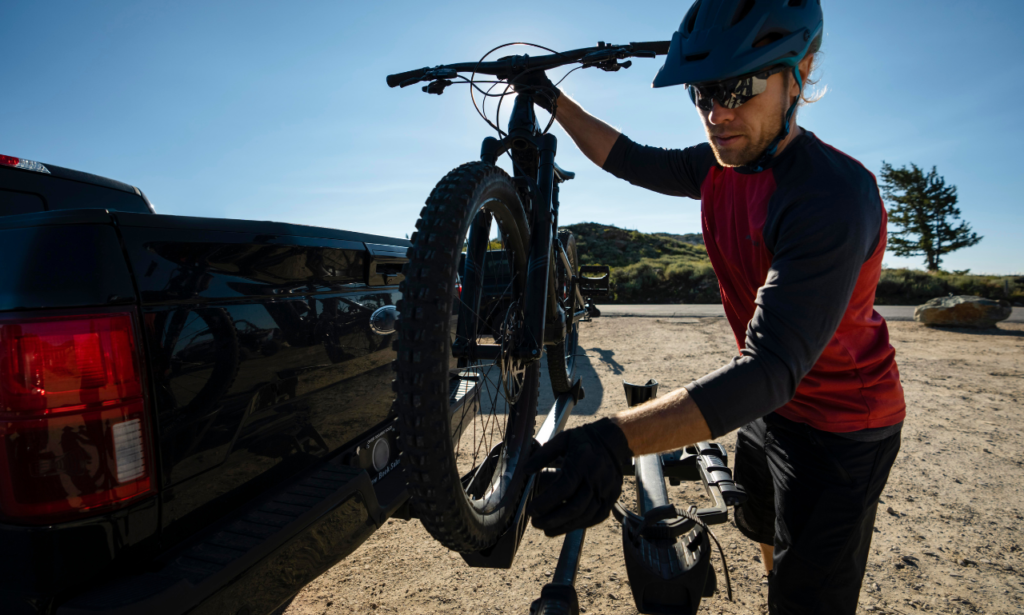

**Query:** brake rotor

left=498, top=300, right=527, bottom=405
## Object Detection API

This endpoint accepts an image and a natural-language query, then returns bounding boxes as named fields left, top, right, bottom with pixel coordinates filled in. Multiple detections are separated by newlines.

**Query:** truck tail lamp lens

left=0, top=312, right=154, bottom=523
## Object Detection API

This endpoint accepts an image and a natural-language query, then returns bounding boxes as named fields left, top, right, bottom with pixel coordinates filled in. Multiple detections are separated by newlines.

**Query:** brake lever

left=422, top=79, right=453, bottom=95
left=580, top=47, right=621, bottom=65
left=583, top=59, right=632, bottom=72
left=581, top=44, right=639, bottom=71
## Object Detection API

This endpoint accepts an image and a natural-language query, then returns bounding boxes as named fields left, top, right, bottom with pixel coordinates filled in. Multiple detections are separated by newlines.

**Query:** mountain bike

left=387, top=41, right=668, bottom=552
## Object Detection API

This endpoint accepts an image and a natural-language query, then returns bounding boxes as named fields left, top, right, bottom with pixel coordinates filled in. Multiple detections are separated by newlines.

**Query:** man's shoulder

left=763, top=132, right=884, bottom=246
left=777, top=132, right=880, bottom=205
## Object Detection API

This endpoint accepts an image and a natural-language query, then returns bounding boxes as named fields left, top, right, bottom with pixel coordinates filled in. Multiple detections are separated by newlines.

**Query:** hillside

left=564, top=222, right=720, bottom=303
left=566, top=223, right=708, bottom=267
left=564, top=222, right=1023, bottom=305
left=655, top=232, right=704, bottom=245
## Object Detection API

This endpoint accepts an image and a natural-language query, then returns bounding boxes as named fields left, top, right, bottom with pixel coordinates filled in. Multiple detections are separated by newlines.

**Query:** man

left=521, top=1, right=905, bottom=613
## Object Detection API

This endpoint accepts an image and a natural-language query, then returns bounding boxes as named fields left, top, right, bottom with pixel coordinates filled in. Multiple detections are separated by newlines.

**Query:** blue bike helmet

left=653, top=0, right=823, bottom=88
left=653, top=0, right=823, bottom=171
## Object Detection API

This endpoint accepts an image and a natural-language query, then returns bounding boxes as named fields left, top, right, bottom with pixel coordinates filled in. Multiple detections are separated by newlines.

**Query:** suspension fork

left=516, top=133, right=557, bottom=362
left=452, top=213, right=491, bottom=359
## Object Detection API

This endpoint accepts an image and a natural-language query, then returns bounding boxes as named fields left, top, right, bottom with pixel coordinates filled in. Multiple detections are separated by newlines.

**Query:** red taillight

left=0, top=155, right=18, bottom=167
left=0, top=312, right=153, bottom=523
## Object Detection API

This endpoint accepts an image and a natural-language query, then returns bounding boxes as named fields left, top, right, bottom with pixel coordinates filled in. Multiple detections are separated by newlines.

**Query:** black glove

left=523, top=418, right=633, bottom=537
left=510, top=69, right=560, bottom=114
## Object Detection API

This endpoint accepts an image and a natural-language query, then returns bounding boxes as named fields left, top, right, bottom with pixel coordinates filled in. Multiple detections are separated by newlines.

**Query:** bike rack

left=460, top=378, right=585, bottom=569
left=455, top=377, right=745, bottom=615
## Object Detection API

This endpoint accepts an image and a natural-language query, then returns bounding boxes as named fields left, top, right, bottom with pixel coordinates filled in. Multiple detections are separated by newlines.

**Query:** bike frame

left=454, top=91, right=578, bottom=364
left=394, top=42, right=671, bottom=367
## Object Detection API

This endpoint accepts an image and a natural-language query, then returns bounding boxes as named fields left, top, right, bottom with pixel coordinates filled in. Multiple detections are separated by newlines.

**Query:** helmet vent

left=685, top=52, right=710, bottom=62
left=685, top=0, right=702, bottom=34
left=731, top=0, right=756, bottom=26
left=787, top=0, right=805, bottom=6
left=753, top=32, right=785, bottom=48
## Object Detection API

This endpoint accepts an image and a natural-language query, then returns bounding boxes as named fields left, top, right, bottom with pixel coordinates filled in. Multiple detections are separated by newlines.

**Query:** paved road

left=599, top=304, right=1024, bottom=323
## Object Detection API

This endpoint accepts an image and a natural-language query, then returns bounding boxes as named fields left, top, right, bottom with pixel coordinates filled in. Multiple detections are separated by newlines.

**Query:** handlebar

left=386, top=40, right=671, bottom=88
left=385, top=67, right=431, bottom=89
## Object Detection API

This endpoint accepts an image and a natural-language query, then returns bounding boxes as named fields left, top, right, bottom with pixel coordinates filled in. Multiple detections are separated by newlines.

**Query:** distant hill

left=562, top=222, right=1022, bottom=305
left=563, top=222, right=707, bottom=268
left=656, top=232, right=704, bottom=246
left=563, top=222, right=719, bottom=303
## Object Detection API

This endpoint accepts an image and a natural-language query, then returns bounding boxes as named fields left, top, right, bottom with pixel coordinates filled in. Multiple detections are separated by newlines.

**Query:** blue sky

left=3, top=0, right=1021, bottom=274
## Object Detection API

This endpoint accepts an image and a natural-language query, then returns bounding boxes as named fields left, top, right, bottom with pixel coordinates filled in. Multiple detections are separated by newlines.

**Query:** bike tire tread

left=392, top=161, right=537, bottom=553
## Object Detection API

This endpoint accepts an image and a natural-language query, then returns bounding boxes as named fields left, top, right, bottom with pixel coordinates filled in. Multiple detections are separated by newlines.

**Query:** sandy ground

left=285, top=318, right=1024, bottom=615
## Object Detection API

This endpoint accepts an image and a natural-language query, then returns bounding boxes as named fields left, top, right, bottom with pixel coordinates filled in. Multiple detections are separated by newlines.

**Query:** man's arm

left=553, top=92, right=713, bottom=199
left=551, top=93, right=621, bottom=168
left=611, top=387, right=711, bottom=455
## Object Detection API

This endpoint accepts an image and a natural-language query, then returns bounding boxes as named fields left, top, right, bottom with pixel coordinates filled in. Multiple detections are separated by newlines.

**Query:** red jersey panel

left=603, top=130, right=905, bottom=436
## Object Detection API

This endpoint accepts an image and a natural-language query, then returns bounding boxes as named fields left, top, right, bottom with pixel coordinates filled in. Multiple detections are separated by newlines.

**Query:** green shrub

left=875, top=268, right=1023, bottom=305
left=561, top=222, right=1021, bottom=305
left=565, top=222, right=708, bottom=268
left=607, top=258, right=721, bottom=304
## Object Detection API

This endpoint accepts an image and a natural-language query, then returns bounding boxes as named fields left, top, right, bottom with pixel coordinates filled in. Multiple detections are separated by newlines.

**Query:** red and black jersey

left=602, top=130, right=906, bottom=438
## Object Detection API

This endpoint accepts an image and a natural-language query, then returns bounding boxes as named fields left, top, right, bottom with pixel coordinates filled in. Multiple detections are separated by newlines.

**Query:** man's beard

left=707, top=110, right=784, bottom=168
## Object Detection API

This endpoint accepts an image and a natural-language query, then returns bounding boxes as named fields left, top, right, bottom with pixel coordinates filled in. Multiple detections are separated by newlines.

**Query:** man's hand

left=523, top=418, right=633, bottom=536
left=510, top=69, right=560, bottom=114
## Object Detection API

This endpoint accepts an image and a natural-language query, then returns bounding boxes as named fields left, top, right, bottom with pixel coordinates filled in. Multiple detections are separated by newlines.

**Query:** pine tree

left=879, top=162, right=981, bottom=272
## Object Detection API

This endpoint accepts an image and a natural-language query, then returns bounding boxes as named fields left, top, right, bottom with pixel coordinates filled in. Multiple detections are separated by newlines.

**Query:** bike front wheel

left=394, top=161, right=538, bottom=553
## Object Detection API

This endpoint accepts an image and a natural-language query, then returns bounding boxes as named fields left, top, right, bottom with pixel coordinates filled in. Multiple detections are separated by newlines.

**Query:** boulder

left=914, top=295, right=1012, bottom=329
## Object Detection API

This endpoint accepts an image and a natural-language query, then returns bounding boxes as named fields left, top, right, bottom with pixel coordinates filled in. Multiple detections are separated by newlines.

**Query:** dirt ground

left=285, top=317, right=1024, bottom=615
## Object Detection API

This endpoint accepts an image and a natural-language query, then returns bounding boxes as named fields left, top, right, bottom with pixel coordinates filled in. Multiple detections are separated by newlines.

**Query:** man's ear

left=798, top=53, right=816, bottom=86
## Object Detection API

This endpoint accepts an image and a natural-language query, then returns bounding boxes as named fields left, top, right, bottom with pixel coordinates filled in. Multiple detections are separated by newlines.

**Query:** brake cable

left=469, top=42, right=568, bottom=137
left=418, top=41, right=630, bottom=178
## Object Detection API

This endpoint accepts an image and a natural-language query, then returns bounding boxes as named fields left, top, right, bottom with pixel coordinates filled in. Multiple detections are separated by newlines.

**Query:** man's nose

left=707, top=100, right=735, bottom=124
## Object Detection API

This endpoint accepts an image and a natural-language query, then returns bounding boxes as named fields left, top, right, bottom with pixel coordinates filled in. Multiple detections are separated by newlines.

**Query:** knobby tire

left=393, top=162, right=539, bottom=553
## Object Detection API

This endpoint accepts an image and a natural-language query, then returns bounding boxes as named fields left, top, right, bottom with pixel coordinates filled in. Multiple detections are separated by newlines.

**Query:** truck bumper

left=56, top=460, right=406, bottom=615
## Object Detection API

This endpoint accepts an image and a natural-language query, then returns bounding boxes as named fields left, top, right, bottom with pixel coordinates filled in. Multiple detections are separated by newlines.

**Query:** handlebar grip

left=386, top=67, right=429, bottom=88
left=629, top=41, right=672, bottom=56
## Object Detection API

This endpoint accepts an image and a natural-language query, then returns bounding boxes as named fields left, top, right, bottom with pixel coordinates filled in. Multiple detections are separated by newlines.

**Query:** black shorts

left=732, top=413, right=901, bottom=615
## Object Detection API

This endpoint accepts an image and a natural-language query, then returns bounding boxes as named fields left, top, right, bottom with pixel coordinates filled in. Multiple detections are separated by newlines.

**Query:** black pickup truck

left=0, top=155, right=411, bottom=615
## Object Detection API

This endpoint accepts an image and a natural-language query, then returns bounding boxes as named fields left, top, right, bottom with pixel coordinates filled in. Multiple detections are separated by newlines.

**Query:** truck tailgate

left=112, top=212, right=410, bottom=547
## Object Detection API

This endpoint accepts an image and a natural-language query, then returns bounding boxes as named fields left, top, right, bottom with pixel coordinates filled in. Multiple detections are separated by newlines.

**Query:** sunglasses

left=686, top=65, right=788, bottom=112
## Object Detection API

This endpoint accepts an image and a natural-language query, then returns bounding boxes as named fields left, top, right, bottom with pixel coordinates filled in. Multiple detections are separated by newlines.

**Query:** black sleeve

left=601, top=134, right=715, bottom=199
left=685, top=188, right=882, bottom=438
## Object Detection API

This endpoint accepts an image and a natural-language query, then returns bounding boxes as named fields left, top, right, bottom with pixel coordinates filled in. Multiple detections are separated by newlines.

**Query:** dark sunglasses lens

left=691, top=74, right=768, bottom=110
left=688, top=85, right=714, bottom=111
left=723, top=75, right=768, bottom=109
